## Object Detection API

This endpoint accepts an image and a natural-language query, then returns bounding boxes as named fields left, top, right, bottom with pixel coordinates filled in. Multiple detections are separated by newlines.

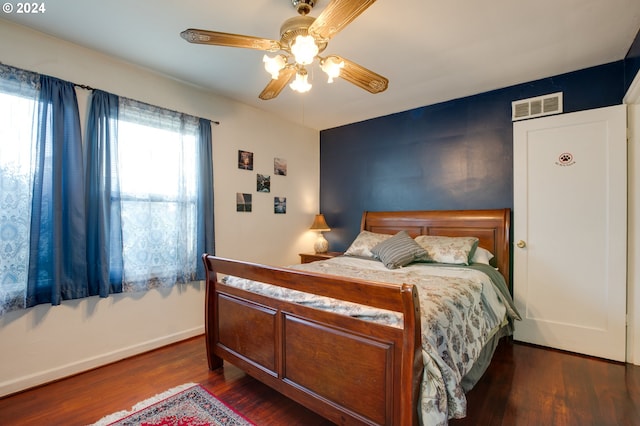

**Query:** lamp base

left=314, top=233, right=329, bottom=253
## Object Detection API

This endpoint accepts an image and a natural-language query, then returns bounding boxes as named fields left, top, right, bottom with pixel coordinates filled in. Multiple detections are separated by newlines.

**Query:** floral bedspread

left=223, top=256, right=517, bottom=425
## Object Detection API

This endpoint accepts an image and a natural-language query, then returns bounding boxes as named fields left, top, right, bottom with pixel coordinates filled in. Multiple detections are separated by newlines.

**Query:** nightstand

left=299, top=252, right=343, bottom=264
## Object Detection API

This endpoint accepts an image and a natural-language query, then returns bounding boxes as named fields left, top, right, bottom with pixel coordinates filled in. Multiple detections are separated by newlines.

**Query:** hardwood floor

left=0, top=335, right=638, bottom=425
left=452, top=339, right=640, bottom=426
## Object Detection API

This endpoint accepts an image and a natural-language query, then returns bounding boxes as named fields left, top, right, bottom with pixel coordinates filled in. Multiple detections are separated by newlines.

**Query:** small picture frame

left=274, top=197, right=286, bottom=214
left=257, top=174, right=270, bottom=192
left=274, top=157, right=287, bottom=176
left=238, top=150, right=253, bottom=170
left=236, top=193, right=252, bottom=212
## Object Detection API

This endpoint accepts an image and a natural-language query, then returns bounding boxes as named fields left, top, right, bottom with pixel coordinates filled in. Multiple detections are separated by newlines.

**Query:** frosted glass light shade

left=290, top=69, right=312, bottom=93
left=263, top=54, right=287, bottom=79
left=321, top=56, right=344, bottom=83
left=291, top=35, right=318, bottom=65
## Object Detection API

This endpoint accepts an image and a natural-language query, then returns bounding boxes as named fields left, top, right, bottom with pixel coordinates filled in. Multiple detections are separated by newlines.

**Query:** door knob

left=517, top=240, right=526, bottom=248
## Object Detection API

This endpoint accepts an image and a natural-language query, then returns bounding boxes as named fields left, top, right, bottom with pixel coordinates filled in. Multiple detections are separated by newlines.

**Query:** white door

left=513, top=104, right=627, bottom=362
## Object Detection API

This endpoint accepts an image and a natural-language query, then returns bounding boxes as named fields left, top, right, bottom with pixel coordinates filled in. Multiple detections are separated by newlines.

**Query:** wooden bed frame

left=202, top=208, right=511, bottom=425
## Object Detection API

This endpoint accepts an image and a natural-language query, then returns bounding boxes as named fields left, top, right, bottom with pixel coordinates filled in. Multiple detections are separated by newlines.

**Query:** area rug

left=90, top=383, right=255, bottom=426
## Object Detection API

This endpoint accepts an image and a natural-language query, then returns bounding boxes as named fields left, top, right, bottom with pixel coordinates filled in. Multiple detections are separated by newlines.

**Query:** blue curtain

left=85, top=90, right=123, bottom=297
left=196, top=118, right=215, bottom=279
left=26, top=76, right=88, bottom=307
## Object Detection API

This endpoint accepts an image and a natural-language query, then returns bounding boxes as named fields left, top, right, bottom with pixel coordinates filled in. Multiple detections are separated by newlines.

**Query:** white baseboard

left=0, top=326, right=204, bottom=398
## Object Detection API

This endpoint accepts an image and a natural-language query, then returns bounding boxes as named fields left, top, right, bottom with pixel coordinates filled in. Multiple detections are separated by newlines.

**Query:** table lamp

left=309, top=214, right=331, bottom=253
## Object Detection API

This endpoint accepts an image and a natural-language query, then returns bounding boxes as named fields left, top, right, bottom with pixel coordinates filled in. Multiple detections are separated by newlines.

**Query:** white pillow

left=471, top=247, right=494, bottom=265
left=414, top=235, right=479, bottom=265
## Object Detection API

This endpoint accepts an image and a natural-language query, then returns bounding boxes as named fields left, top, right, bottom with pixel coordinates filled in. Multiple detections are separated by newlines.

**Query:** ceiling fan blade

left=308, top=0, right=377, bottom=40
left=334, top=56, right=388, bottom=94
left=259, top=66, right=297, bottom=100
left=180, top=28, right=281, bottom=51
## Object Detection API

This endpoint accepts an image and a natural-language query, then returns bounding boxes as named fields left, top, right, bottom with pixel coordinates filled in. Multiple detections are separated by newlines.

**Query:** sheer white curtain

left=0, top=66, right=38, bottom=314
left=116, top=97, right=202, bottom=292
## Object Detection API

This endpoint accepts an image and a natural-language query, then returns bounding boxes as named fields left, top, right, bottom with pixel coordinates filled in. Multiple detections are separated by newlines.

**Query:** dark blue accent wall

left=626, top=28, right=640, bottom=92
left=320, top=61, right=626, bottom=251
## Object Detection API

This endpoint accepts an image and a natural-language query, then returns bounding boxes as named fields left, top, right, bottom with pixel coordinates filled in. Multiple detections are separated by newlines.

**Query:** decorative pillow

left=344, top=230, right=392, bottom=258
left=370, top=231, right=428, bottom=269
left=471, top=247, right=494, bottom=265
left=414, top=235, right=479, bottom=265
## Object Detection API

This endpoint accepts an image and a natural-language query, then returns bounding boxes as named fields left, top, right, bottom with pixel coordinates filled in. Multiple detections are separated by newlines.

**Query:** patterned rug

left=90, top=383, right=255, bottom=426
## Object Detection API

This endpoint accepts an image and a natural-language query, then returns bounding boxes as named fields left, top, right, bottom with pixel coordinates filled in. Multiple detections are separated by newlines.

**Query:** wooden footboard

left=202, top=255, right=423, bottom=426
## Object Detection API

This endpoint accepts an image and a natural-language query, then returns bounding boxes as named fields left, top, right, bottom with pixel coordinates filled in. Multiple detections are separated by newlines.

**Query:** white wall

left=625, top=73, right=640, bottom=365
left=0, top=19, right=319, bottom=396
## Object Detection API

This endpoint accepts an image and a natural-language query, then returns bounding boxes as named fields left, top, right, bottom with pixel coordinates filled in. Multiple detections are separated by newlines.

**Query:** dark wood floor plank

left=452, top=339, right=640, bottom=426
left=1, top=336, right=639, bottom=425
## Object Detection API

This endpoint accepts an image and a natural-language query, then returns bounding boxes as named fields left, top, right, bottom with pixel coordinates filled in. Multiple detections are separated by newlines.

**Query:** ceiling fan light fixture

left=263, top=54, right=287, bottom=79
left=290, top=68, right=312, bottom=93
left=290, top=35, right=318, bottom=65
left=320, top=56, right=345, bottom=83
left=181, top=0, right=387, bottom=100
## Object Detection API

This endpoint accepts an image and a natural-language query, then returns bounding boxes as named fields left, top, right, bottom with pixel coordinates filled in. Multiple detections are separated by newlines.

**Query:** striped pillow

left=370, top=231, right=427, bottom=269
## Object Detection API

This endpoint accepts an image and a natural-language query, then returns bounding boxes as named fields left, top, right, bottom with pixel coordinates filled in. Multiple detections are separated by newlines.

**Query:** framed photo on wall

left=274, top=197, right=286, bottom=214
left=274, top=157, right=287, bottom=176
left=238, top=150, right=253, bottom=170
left=236, top=192, right=252, bottom=212
left=257, top=174, right=270, bottom=192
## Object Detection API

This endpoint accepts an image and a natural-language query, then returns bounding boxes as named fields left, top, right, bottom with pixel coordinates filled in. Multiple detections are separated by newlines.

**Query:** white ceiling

left=2, top=0, right=640, bottom=130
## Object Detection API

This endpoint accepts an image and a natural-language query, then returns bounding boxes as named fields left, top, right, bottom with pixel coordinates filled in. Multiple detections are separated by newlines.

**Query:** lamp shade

left=290, top=68, right=312, bottom=93
left=320, top=56, right=345, bottom=83
left=291, top=35, right=318, bottom=66
left=309, top=214, right=330, bottom=232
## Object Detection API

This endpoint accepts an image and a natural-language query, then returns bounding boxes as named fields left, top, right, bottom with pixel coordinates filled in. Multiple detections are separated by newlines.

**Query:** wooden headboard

left=361, top=209, right=511, bottom=288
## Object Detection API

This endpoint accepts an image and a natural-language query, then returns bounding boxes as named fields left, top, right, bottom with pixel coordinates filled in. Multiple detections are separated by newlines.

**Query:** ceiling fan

left=180, top=0, right=388, bottom=100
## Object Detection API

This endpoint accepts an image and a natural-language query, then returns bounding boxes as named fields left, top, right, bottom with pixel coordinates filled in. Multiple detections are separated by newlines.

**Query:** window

left=115, top=99, right=202, bottom=291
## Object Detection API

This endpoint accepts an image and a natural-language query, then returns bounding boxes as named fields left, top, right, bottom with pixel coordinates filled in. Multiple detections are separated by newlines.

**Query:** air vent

left=512, top=92, right=563, bottom=121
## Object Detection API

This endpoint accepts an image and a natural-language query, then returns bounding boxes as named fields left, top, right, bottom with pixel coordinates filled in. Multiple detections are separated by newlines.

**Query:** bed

left=202, top=209, right=518, bottom=425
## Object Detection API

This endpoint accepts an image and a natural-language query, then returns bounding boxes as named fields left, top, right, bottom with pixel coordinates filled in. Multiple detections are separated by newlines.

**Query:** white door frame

left=624, top=71, right=640, bottom=365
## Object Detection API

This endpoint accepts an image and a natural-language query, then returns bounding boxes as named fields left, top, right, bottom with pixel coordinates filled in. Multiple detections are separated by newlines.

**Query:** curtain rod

left=72, top=83, right=220, bottom=126
left=74, top=83, right=95, bottom=91
left=0, top=62, right=220, bottom=125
